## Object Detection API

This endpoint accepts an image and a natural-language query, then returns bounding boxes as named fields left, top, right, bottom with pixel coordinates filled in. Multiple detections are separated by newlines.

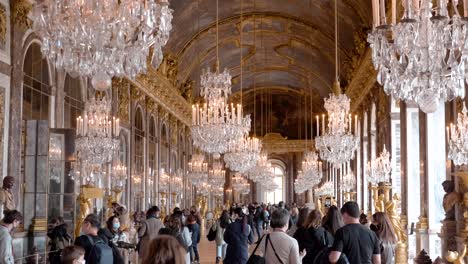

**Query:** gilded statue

left=316, top=198, right=323, bottom=216
left=374, top=193, right=385, bottom=213
left=74, top=193, right=92, bottom=237
left=180, top=79, right=194, bottom=102
left=200, top=196, right=208, bottom=219
left=445, top=244, right=466, bottom=264
left=158, top=55, right=178, bottom=85
left=385, top=193, right=407, bottom=242
left=442, top=180, right=460, bottom=221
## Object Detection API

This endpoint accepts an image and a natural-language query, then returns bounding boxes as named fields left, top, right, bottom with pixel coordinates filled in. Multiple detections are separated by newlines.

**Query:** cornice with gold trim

left=130, top=69, right=191, bottom=126
left=261, top=133, right=314, bottom=154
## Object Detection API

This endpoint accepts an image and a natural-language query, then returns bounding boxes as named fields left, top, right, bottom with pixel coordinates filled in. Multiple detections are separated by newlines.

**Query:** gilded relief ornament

left=11, top=0, right=32, bottom=29
left=158, top=54, right=178, bottom=86
left=0, top=5, right=6, bottom=48
left=115, top=80, right=130, bottom=122
left=180, top=79, right=194, bottom=102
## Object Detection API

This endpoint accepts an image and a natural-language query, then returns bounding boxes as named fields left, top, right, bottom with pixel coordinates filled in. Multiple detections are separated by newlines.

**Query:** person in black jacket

left=223, top=207, right=250, bottom=264
left=294, top=210, right=333, bottom=263
left=47, top=217, right=72, bottom=264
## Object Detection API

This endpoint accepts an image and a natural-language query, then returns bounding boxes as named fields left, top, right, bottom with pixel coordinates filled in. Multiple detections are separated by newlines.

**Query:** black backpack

left=85, top=235, right=114, bottom=264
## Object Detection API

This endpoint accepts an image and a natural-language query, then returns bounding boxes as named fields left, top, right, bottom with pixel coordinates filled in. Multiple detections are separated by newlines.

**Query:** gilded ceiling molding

left=261, top=133, right=314, bottom=154
left=345, top=48, right=377, bottom=113
left=132, top=69, right=191, bottom=126
left=146, top=97, right=158, bottom=114
left=11, top=0, right=32, bottom=30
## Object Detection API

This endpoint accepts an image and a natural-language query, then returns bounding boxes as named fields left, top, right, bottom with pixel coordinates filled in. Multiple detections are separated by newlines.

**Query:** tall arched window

left=63, top=75, right=83, bottom=128
left=161, top=124, right=168, bottom=172
left=23, top=42, right=50, bottom=121
left=134, top=107, right=144, bottom=210
left=148, top=116, right=156, bottom=206
left=362, top=112, right=369, bottom=212
left=263, top=163, right=284, bottom=204
left=370, top=103, right=377, bottom=161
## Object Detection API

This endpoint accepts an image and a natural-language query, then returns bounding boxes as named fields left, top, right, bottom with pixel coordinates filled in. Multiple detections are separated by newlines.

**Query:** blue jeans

left=255, top=221, right=263, bottom=239
left=190, top=243, right=199, bottom=261
left=216, top=244, right=227, bottom=259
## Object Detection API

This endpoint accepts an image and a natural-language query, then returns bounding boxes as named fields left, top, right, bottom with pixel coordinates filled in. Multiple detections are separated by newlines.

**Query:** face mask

left=113, top=223, right=120, bottom=230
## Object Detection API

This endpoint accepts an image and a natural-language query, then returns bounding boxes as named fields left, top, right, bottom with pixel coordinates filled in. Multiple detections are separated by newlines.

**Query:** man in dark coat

left=223, top=208, right=250, bottom=264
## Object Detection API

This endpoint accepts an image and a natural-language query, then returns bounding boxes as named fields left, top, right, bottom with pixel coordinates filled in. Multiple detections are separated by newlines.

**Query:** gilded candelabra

left=160, top=192, right=167, bottom=219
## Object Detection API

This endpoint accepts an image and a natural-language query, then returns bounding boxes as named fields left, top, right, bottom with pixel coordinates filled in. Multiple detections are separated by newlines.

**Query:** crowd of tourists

left=0, top=200, right=397, bottom=264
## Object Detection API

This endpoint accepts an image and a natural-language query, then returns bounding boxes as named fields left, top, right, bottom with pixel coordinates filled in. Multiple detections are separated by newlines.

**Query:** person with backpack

left=74, top=214, right=113, bottom=264
left=294, top=210, right=333, bottom=263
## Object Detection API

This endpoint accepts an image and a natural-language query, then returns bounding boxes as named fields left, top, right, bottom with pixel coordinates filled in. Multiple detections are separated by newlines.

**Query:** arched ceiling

left=165, top=0, right=371, bottom=139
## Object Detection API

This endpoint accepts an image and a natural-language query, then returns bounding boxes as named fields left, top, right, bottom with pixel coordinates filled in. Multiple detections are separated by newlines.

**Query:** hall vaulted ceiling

left=164, top=0, right=372, bottom=139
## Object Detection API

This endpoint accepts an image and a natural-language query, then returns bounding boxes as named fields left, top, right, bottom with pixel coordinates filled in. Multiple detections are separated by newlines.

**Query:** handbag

left=207, top=225, right=217, bottom=242
left=246, top=234, right=267, bottom=264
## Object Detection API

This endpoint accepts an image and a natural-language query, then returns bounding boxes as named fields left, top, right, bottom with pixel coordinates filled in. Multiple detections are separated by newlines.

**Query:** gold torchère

left=160, top=192, right=167, bottom=219
left=74, top=185, right=104, bottom=237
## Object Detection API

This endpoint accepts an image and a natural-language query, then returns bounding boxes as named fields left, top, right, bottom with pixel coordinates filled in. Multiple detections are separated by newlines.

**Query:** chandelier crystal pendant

left=224, top=137, right=261, bottom=173
left=159, top=169, right=171, bottom=194
left=368, top=0, right=466, bottom=113
left=366, top=145, right=392, bottom=185
left=187, top=153, right=208, bottom=187
left=112, top=161, right=128, bottom=189
left=32, top=0, right=173, bottom=91
left=448, top=102, right=468, bottom=166
left=76, top=96, right=120, bottom=166
left=316, top=180, right=334, bottom=197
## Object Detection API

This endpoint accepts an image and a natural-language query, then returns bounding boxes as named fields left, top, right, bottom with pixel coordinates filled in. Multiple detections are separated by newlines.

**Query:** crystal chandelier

left=224, top=137, right=261, bottom=173
left=187, top=153, right=208, bottom=187
left=208, top=161, right=226, bottom=187
left=316, top=180, right=334, bottom=197
left=112, top=161, right=128, bottom=189
left=247, top=151, right=274, bottom=183
left=368, top=0, right=466, bottom=113
left=232, top=174, right=250, bottom=195
left=32, top=0, right=173, bottom=91
left=191, top=0, right=250, bottom=158
left=294, top=171, right=309, bottom=194
left=448, top=102, right=468, bottom=165
left=191, top=70, right=251, bottom=158
left=49, top=137, right=63, bottom=184
left=172, top=173, right=183, bottom=194
left=315, top=0, right=359, bottom=168
left=366, top=145, right=392, bottom=185
left=301, top=151, right=323, bottom=187
left=76, top=96, right=120, bottom=166
left=197, top=182, right=211, bottom=196
left=159, top=169, right=171, bottom=194
left=315, top=91, right=360, bottom=168
left=260, top=180, right=279, bottom=193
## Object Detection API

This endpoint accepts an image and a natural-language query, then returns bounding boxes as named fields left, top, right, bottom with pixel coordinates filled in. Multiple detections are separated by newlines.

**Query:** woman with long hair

left=142, top=235, right=186, bottom=264
left=288, top=207, right=309, bottom=236
left=321, top=205, right=344, bottom=236
left=223, top=207, right=250, bottom=264
left=294, top=210, right=333, bottom=263
left=158, top=213, right=191, bottom=264
left=372, top=212, right=398, bottom=264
